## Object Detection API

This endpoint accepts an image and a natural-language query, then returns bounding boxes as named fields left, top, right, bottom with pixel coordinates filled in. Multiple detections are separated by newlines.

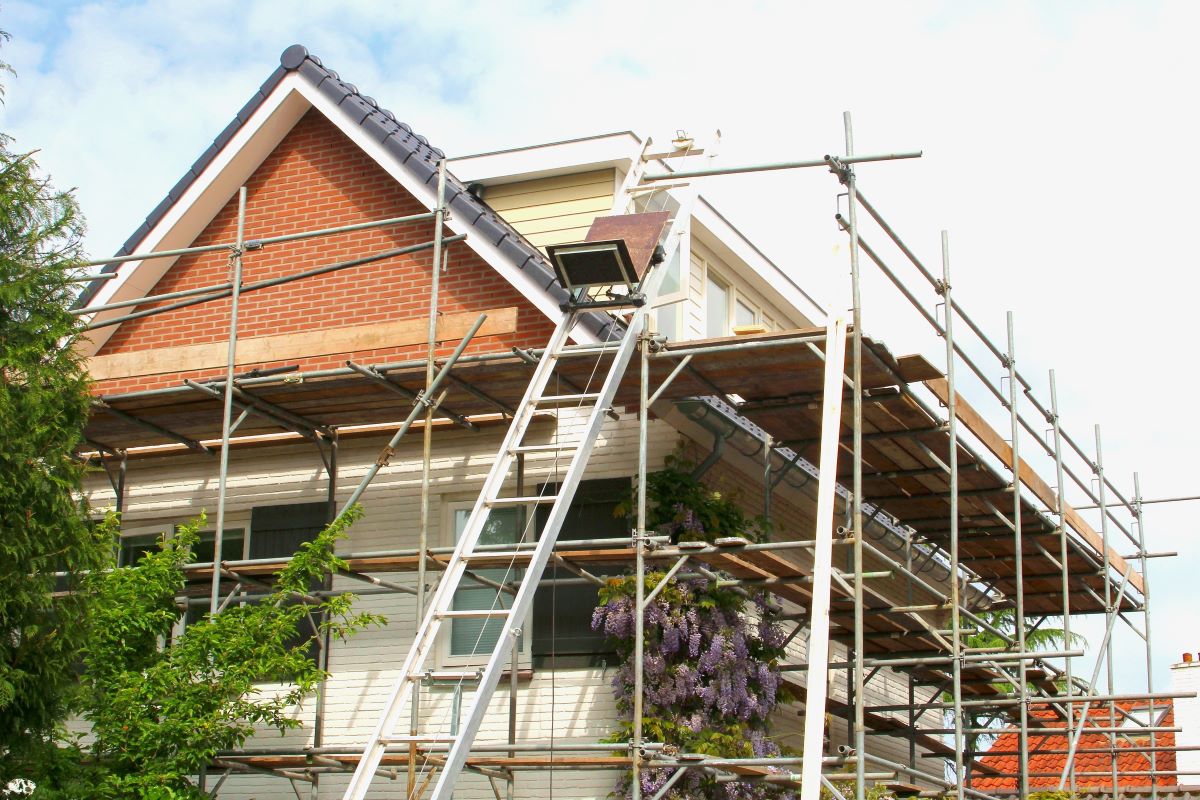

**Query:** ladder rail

left=426, top=284, right=655, bottom=800
left=340, top=313, right=578, bottom=799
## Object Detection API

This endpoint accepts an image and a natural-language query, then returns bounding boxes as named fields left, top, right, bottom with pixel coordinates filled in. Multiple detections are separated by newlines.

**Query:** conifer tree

left=0, top=110, right=111, bottom=783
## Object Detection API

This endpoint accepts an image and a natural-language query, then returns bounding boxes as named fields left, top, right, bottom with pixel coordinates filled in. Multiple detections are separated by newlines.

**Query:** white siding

left=83, top=405, right=947, bottom=796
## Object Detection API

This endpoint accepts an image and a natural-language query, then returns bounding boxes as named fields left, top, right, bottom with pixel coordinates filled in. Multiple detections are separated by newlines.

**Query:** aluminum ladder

left=340, top=277, right=663, bottom=800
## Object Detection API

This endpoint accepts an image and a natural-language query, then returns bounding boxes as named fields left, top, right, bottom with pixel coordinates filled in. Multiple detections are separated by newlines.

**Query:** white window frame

left=701, top=258, right=776, bottom=338
left=439, top=497, right=532, bottom=668
left=116, top=514, right=252, bottom=564
left=641, top=193, right=690, bottom=343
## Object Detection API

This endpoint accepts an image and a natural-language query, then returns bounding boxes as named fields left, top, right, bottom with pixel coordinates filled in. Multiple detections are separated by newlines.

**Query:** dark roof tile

left=236, top=91, right=266, bottom=123
left=280, top=44, right=308, bottom=70
left=168, top=170, right=197, bottom=202
left=146, top=195, right=175, bottom=228
left=212, top=118, right=241, bottom=152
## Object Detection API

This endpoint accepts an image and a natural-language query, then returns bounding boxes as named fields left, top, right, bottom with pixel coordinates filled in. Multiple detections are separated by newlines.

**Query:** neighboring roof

left=973, top=700, right=1176, bottom=791
left=77, top=45, right=617, bottom=340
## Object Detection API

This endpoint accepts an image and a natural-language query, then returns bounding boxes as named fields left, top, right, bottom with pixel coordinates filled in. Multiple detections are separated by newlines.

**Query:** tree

left=0, top=80, right=113, bottom=786
left=17, top=508, right=382, bottom=799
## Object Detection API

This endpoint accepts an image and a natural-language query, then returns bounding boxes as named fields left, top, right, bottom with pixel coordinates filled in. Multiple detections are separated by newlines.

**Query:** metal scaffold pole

left=209, top=186, right=247, bottom=616
left=841, top=110, right=868, bottom=800
left=410, top=159, right=449, bottom=799
left=1135, top=471, right=1160, bottom=799
left=632, top=316, right=650, bottom=800
left=939, top=231, right=965, bottom=800
left=1004, top=312, right=1030, bottom=797
left=1049, top=369, right=1076, bottom=794
left=1094, top=425, right=1121, bottom=795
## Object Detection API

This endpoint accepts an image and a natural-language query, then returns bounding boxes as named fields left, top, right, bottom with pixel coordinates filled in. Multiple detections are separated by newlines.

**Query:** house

left=75, top=44, right=1151, bottom=799
left=971, top=700, right=1177, bottom=793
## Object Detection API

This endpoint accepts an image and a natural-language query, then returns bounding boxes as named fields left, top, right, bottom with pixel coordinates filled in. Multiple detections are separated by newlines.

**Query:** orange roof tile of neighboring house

left=971, top=700, right=1176, bottom=791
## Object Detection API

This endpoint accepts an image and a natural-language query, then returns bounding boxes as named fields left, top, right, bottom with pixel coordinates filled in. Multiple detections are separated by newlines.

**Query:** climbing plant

left=595, top=455, right=793, bottom=799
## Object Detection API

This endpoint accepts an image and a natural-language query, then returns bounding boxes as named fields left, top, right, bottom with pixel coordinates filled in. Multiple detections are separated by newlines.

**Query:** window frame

left=439, top=497, right=532, bottom=668
left=700, top=258, right=774, bottom=338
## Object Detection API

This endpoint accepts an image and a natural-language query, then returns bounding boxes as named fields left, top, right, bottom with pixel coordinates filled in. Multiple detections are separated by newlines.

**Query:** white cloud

left=3, top=0, right=1197, bottom=695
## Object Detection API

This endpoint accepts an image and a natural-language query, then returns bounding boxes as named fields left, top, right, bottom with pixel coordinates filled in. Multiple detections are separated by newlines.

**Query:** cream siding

left=484, top=170, right=616, bottom=250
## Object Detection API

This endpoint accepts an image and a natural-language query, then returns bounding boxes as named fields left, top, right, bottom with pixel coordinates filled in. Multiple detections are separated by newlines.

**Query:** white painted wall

left=1172, top=658, right=1200, bottom=782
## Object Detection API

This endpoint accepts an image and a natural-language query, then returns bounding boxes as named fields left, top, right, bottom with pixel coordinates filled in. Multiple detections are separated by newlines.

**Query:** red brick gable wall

left=91, top=109, right=554, bottom=396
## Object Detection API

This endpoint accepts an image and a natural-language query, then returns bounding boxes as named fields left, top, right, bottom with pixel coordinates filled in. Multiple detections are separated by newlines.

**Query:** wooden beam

left=87, top=306, right=517, bottom=381
left=924, top=378, right=1142, bottom=593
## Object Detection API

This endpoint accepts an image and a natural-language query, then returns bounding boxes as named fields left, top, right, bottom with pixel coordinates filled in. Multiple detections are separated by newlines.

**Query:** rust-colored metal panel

left=583, top=211, right=670, bottom=275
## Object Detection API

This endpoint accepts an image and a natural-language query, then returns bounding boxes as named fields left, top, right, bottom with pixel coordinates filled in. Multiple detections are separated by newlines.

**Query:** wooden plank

left=924, top=378, right=1142, bottom=593
left=896, top=353, right=943, bottom=383
left=87, top=307, right=517, bottom=381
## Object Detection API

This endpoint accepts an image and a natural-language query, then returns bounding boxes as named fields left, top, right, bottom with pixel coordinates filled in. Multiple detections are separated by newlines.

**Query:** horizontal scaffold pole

left=84, top=235, right=466, bottom=331
left=82, top=211, right=438, bottom=267
left=640, top=151, right=922, bottom=181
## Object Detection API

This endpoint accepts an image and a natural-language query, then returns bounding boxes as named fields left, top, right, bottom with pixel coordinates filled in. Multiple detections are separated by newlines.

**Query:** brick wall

left=92, top=109, right=554, bottom=396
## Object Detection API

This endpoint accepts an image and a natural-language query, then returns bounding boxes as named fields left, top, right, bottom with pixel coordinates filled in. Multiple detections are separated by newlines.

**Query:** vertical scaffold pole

left=1004, top=312, right=1029, bottom=797
left=842, top=110, right=867, bottom=800
left=209, top=185, right=247, bottom=615
left=1093, top=425, right=1121, bottom=795
left=632, top=314, right=651, bottom=800
left=1049, top=370, right=1076, bottom=793
left=410, top=159, right=448, bottom=798
left=939, top=231, right=965, bottom=799
left=1134, top=472, right=1159, bottom=799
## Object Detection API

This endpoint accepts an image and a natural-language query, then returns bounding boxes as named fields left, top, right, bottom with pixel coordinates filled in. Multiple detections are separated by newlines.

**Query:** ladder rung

left=462, top=549, right=529, bottom=561
left=380, top=734, right=459, bottom=744
left=436, top=609, right=512, bottom=619
left=510, top=443, right=579, bottom=454
left=486, top=495, right=558, bottom=507
left=409, top=670, right=482, bottom=682
left=533, top=393, right=600, bottom=405
left=554, top=344, right=621, bottom=357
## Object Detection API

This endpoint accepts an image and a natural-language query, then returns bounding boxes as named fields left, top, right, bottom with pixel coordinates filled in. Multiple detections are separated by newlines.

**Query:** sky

left=2, top=0, right=1197, bottom=698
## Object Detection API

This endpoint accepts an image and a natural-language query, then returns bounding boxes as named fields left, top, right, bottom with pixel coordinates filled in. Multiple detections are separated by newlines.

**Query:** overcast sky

left=2, top=1, right=1196, bottom=696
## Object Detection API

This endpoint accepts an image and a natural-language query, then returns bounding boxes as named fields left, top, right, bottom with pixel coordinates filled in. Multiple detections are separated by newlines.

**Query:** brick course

left=92, top=109, right=554, bottom=396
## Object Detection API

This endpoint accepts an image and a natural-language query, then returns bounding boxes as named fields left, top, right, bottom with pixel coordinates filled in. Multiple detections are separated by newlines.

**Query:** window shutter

left=249, top=502, right=330, bottom=558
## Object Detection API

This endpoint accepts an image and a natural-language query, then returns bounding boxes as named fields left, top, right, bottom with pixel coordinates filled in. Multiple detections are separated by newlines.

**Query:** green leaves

left=46, top=505, right=382, bottom=798
left=0, top=135, right=114, bottom=790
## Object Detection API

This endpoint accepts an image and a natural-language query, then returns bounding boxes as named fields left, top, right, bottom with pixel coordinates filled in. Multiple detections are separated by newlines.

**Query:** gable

left=89, top=110, right=554, bottom=396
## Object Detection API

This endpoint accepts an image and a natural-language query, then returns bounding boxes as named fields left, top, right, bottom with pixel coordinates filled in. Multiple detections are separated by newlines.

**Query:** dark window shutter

left=249, top=502, right=331, bottom=665
left=249, top=502, right=330, bottom=558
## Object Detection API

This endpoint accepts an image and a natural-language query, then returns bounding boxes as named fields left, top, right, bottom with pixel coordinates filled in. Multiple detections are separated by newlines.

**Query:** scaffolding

left=75, top=114, right=1188, bottom=800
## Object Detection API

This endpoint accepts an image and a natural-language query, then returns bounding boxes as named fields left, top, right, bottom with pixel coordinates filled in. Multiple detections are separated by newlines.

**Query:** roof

left=972, top=700, right=1176, bottom=791
left=77, top=44, right=617, bottom=341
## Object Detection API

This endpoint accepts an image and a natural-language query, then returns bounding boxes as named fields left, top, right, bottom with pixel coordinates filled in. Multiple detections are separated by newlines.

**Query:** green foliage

left=1026, top=792, right=1076, bottom=800
left=0, top=122, right=115, bottom=784
left=614, top=450, right=768, bottom=543
left=24, top=506, right=382, bottom=798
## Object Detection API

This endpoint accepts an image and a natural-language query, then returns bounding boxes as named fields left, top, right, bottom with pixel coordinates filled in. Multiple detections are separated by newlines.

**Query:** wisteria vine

left=594, top=456, right=795, bottom=799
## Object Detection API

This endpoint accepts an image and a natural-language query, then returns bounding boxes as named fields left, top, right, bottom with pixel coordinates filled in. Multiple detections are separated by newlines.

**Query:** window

left=448, top=505, right=523, bottom=660
left=705, top=272, right=730, bottom=338
left=735, top=299, right=757, bottom=328
left=701, top=256, right=775, bottom=337
left=117, top=532, right=161, bottom=567
left=651, top=246, right=685, bottom=342
left=532, top=478, right=629, bottom=660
